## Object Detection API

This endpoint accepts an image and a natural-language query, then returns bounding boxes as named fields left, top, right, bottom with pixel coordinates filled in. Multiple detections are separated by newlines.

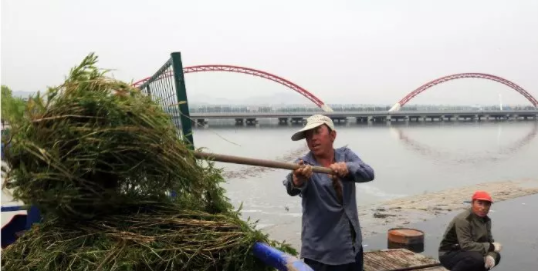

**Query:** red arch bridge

left=388, top=73, right=538, bottom=112
left=134, top=67, right=538, bottom=113
left=133, top=64, right=334, bottom=112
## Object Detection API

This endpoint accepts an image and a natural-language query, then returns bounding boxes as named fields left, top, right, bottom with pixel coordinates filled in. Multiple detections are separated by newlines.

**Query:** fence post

left=170, top=52, right=194, bottom=149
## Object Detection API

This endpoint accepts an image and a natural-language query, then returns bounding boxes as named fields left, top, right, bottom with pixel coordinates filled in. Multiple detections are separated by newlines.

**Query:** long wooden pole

left=194, top=151, right=333, bottom=174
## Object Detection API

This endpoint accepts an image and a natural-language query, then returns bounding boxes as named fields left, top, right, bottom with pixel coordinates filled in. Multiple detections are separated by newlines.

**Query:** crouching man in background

left=438, top=191, right=501, bottom=271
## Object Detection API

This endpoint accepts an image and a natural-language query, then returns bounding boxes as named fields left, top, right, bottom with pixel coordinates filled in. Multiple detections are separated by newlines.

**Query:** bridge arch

left=389, top=73, right=538, bottom=112
left=133, top=64, right=333, bottom=112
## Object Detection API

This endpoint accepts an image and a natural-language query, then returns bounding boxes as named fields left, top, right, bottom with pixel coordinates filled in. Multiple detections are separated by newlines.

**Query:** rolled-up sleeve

left=344, top=149, right=374, bottom=183
left=283, top=157, right=309, bottom=196
left=283, top=172, right=307, bottom=196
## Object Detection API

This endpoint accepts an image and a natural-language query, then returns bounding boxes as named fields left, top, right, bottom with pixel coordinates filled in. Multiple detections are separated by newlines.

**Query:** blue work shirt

left=283, top=146, right=375, bottom=265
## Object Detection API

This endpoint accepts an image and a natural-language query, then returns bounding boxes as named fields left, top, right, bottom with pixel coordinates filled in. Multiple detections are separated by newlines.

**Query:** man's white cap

left=291, top=114, right=335, bottom=141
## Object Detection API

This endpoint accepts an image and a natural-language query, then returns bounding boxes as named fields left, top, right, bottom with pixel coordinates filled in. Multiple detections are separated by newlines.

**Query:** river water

left=2, top=120, right=538, bottom=243
left=192, top=119, right=538, bottom=241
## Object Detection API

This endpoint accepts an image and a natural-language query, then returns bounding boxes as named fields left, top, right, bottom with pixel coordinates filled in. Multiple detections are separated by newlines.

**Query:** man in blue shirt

left=283, top=114, right=375, bottom=271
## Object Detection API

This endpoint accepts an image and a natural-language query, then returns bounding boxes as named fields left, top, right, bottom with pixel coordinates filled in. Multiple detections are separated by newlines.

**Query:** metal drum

left=387, top=228, right=425, bottom=253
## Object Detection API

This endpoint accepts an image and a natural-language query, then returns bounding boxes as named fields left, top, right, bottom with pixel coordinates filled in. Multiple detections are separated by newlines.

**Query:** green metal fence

left=137, top=52, right=194, bottom=149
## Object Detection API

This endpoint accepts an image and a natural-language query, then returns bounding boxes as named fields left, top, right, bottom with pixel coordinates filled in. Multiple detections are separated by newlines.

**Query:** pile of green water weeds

left=1, top=53, right=296, bottom=271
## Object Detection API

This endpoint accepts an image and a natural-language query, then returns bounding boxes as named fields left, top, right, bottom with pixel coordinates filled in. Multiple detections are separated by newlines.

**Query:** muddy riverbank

left=263, top=179, right=538, bottom=250
left=359, top=179, right=538, bottom=237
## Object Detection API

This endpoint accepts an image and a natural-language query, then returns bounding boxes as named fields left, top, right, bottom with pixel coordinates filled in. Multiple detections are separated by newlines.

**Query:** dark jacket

left=439, top=208, right=497, bottom=256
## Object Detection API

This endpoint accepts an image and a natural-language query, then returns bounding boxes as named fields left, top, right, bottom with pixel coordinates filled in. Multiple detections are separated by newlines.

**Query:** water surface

left=193, top=120, right=538, bottom=233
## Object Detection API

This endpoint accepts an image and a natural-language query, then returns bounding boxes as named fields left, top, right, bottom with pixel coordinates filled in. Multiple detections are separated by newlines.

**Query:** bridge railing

left=187, top=104, right=538, bottom=114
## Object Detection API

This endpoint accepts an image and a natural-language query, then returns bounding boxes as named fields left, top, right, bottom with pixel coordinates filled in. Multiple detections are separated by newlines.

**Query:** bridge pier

left=235, top=118, right=244, bottom=125
left=390, top=116, right=407, bottom=122
left=331, top=117, right=347, bottom=124
left=509, top=114, right=522, bottom=121
left=517, top=115, right=537, bottom=120
left=425, top=116, right=442, bottom=122
left=490, top=115, right=507, bottom=121
left=356, top=117, right=369, bottom=123
left=278, top=118, right=288, bottom=124
left=195, top=119, right=207, bottom=126
left=372, top=116, right=387, bottom=123
left=290, top=118, right=304, bottom=124
left=246, top=118, right=257, bottom=125
left=457, top=115, right=476, bottom=121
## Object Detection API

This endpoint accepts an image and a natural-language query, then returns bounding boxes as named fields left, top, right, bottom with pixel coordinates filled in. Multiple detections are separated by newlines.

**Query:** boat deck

left=364, top=249, right=447, bottom=271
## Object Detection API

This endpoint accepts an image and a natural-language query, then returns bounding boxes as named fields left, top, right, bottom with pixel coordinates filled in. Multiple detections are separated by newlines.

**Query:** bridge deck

left=185, top=110, right=538, bottom=119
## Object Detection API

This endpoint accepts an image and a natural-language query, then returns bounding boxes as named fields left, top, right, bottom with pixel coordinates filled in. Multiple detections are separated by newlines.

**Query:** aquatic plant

left=1, top=53, right=295, bottom=271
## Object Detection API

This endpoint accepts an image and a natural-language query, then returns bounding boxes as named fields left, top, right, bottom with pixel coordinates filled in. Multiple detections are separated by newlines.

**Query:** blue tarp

left=252, top=242, right=313, bottom=271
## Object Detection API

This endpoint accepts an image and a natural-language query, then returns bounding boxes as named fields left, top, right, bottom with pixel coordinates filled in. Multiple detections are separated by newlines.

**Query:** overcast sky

left=2, top=0, right=537, bottom=106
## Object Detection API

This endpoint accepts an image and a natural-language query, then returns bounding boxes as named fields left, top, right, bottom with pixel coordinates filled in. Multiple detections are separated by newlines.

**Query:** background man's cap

left=472, top=190, right=493, bottom=203
left=291, top=114, right=335, bottom=141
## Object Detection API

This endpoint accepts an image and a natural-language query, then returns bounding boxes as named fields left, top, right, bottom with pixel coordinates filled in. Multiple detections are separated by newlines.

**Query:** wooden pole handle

left=194, top=151, right=333, bottom=174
